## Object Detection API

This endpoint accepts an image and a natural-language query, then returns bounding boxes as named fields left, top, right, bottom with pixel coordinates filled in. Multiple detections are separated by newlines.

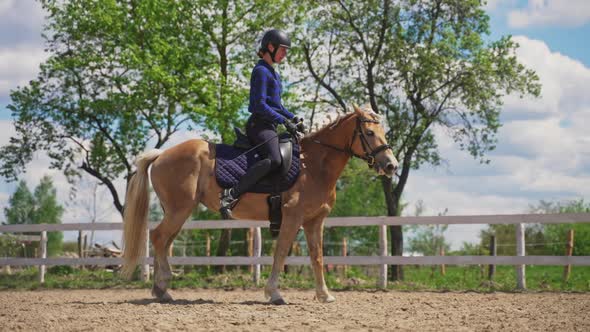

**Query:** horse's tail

left=120, top=149, right=163, bottom=279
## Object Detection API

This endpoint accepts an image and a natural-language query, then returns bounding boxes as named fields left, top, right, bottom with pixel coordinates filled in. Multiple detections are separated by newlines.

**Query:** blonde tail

left=120, top=149, right=163, bottom=279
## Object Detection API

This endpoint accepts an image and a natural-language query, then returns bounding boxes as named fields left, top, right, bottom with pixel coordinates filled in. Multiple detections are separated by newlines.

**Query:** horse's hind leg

left=150, top=207, right=193, bottom=302
left=303, top=215, right=335, bottom=303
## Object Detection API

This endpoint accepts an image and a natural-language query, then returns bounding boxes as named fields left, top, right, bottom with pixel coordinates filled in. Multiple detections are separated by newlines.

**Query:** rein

left=311, top=116, right=392, bottom=167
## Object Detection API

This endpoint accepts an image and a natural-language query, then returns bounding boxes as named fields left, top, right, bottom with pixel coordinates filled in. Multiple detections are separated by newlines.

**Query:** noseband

left=312, top=116, right=392, bottom=167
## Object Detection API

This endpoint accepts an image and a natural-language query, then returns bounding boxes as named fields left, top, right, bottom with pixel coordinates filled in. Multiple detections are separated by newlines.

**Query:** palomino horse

left=121, top=105, right=398, bottom=304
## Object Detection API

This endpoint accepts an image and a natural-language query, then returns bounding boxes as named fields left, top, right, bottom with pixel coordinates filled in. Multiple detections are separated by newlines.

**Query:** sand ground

left=1, top=289, right=589, bottom=331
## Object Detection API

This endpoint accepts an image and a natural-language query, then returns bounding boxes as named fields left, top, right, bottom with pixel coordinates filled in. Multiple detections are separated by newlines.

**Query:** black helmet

left=259, top=29, right=291, bottom=62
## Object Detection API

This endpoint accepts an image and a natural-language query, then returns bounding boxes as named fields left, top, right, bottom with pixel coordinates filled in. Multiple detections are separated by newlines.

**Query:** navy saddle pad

left=215, top=135, right=301, bottom=193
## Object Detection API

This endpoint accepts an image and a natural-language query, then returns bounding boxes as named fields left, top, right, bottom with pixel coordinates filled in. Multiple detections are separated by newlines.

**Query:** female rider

left=220, top=29, right=300, bottom=219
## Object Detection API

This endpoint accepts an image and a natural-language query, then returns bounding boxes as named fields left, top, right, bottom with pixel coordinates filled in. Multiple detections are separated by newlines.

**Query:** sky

left=0, top=0, right=590, bottom=250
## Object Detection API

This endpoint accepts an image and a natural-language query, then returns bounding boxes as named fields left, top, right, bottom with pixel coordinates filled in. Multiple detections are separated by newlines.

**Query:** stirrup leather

left=219, top=188, right=238, bottom=219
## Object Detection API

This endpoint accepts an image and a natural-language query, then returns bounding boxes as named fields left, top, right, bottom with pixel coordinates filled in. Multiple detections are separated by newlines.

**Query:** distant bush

left=0, top=234, right=20, bottom=257
left=48, top=265, right=74, bottom=275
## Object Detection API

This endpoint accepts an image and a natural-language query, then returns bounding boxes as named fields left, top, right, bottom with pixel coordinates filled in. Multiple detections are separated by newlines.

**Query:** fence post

left=253, top=227, right=262, bottom=285
left=39, top=231, right=47, bottom=284
left=439, top=246, right=446, bottom=276
left=342, top=237, right=348, bottom=278
left=141, top=229, right=150, bottom=282
left=248, top=228, right=254, bottom=273
left=488, top=235, right=496, bottom=280
left=515, top=223, right=526, bottom=290
left=378, top=224, right=388, bottom=289
left=563, top=229, right=575, bottom=282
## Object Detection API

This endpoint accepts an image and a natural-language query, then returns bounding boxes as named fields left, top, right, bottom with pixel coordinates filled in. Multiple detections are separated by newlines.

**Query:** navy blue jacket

left=248, top=60, right=294, bottom=124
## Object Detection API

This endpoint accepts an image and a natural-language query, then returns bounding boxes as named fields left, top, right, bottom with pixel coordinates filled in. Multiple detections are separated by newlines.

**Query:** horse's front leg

left=303, top=216, right=335, bottom=303
left=264, top=214, right=303, bottom=305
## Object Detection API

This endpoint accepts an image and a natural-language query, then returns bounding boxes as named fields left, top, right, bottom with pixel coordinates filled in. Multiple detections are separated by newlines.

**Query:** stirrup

left=219, top=188, right=238, bottom=219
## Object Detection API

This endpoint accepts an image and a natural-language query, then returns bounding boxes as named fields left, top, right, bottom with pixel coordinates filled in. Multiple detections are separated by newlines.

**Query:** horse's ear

left=353, top=103, right=362, bottom=116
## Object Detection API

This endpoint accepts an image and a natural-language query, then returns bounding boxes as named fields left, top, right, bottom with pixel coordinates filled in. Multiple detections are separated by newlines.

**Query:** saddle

left=215, top=128, right=301, bottom=237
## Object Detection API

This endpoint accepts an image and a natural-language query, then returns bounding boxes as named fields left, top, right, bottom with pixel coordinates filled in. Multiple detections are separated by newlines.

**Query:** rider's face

left=275, top=46, right=288, bottom=63
left=269, top=45, right=288, bottom=64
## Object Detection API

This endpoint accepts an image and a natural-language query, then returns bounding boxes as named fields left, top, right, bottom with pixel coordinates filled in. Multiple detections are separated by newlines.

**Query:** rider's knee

left=268, top=156, right=282, bottom=170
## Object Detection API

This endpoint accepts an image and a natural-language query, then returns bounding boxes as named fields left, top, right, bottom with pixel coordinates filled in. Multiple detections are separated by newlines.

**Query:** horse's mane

left=304, top=107, right=381, bottom=139
left=304, top=112, right=357, bottom=139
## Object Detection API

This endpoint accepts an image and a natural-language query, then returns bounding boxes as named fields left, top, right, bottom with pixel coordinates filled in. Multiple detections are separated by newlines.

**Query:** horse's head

left=350, top=104, right=399, bottom=177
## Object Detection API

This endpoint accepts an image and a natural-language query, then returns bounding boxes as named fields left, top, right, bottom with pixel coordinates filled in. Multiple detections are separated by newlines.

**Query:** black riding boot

left=219, top=159, right=273, bottom=219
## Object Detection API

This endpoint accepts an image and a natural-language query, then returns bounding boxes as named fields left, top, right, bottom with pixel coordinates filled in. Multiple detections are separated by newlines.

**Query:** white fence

left=1, top=213, right=589, bottom=289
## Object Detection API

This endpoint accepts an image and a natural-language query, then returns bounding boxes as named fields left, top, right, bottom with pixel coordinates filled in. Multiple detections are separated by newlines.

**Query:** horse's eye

left=366, top=130, right=375, bottom=136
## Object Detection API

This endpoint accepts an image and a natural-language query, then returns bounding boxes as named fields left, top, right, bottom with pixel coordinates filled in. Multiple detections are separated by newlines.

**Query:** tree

left=292, top=0, right=540, bottom=280
left=0, top=0, right=217, bottom=216
left=530, top=199, right=590, bottom=256
left=32, top=176, right=65, bottom=256
left=3, top=181, right=34, bottom=226
left=406, top=203, right=450, bottom=256
left=3, top=176, right=64, bottom=256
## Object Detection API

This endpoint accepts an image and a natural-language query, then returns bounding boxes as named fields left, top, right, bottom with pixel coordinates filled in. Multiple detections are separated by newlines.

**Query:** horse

left=121, top=104, right=398, bottom=304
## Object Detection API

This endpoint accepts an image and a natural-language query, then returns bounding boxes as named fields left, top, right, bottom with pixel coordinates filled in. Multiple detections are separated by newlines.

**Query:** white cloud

left=402, top=36, right=590, bottom=249
left=508, top=0, right=590, bottom=28
left=0, top=0, right=16, bottom=15
left=502, top=36, right=590, bottom=120
left=0, top=0, right=45, bottom=45
left=0, top=46, right=47, bottom=100
left=484, top=0, right=518, bottom=11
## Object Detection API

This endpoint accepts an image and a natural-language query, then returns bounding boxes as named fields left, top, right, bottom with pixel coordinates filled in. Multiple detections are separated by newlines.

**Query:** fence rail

left=1, top=213, right=589, bottom=288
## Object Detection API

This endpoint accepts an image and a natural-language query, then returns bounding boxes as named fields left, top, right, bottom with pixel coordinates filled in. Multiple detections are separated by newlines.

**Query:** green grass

left=1, top=265, right=589, bottom=292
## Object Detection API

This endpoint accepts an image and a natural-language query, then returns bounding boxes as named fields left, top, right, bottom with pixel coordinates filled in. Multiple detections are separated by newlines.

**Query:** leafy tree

left=452, top=241, right=487, bottom=256
left=3, top=176, right=64, bottom=256
left=406, top=203, right=450, bottom=256
left=530, top=199, right=590, bottom=256
left=3, top=181, right=34, bottom=226
left=32, top=176, right=65, bottom=256
left=0, top=234, right=19, bottom=258
left=0, top=0, right=217, bottom=215
left=479, top=223, right=547, bottom=256
left=292, top=0, right=540, bottom=280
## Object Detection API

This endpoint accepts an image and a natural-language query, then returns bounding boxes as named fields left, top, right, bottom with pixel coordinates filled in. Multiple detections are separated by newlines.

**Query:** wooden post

left=205, top=232, right=211, bottom=273
left=77, top=230, right=83, bottom=259
left=141, top=229, right=150, bottom=282
left=378, top=224, right=388, bottom=289
left=488, top=235, right=496, bottom=280
left=248, top=228, right=254, bottom=273
left=515, top=223, right=526, bottom=290
left=81, top=233, right=88, bottom=270
left=341, top=237, right=348, bottom=278
left=253, top=227, right=262, bottom=285
left=439, top=246, right=446, bottom=276
left=563, top=229, right=575, bottom=282
left=83, top=234, right=88, bottom=258
left=39, top=231, right=47, bottom=284
left=206, top=233, right=211, bottom=257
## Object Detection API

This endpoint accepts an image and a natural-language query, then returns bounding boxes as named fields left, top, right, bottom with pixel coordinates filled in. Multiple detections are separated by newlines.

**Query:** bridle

left=312, top=116, right=392, bottom=167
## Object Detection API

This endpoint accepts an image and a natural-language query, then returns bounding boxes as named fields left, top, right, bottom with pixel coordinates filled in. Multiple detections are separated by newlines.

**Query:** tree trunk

left=381, top=176, right=404, bottom=281
left=215, top=229, right=231, bottom=273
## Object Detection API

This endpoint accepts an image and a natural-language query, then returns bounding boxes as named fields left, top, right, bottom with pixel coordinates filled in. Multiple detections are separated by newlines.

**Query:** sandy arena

left=1, top=289, right=589, bottom=331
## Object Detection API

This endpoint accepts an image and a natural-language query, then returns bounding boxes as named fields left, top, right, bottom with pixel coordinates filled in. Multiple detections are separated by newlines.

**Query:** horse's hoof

left=316, top=294, right=336, bottom=303
left=152, top=285, right=173, bottom=302
left=271, top=298, right=287, bottom=305
left=158, top=292, right=173, bottom=303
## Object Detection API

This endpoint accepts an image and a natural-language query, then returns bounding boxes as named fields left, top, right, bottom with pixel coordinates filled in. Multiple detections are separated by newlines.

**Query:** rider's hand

left=284, top=120, right=299, bottom=136
left=291, top=117, right=306, bottom=133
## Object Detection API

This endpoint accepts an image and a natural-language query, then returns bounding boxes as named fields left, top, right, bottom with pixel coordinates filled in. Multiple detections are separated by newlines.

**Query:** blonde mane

left=304, top=106, right=381, bottom=139
left=304, top=112, right=356, bottom=139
